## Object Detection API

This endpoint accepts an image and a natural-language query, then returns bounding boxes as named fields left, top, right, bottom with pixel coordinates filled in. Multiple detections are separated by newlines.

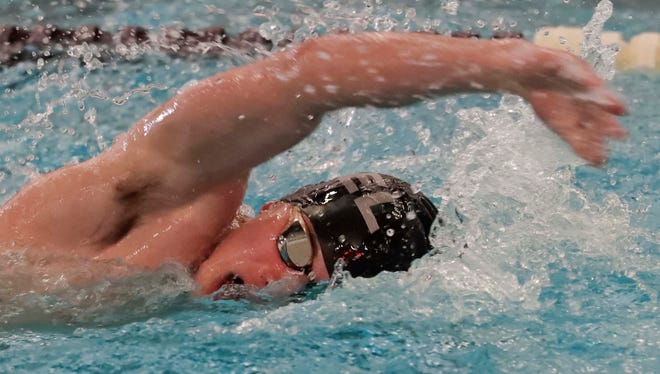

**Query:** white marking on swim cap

left=354, top=192, right=395, bottom=233
left=316, top=51, right=331, bottom=60
left=353, top=173, right=387, bottom=188
left=338, top=176, right=359, bottom=193
left=338, top=173, right=388, bottom=194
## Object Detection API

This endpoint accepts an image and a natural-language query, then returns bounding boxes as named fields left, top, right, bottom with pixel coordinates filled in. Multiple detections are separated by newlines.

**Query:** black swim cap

left=280, top=173, right=438, bottom=278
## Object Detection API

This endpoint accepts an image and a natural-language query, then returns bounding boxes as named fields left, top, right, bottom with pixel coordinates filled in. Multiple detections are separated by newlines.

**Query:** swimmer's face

left=194, top=202, right=330, bottom=297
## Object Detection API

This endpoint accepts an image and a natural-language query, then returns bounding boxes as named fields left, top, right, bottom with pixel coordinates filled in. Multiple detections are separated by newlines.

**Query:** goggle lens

left=276, top=210, right=314, bottom=273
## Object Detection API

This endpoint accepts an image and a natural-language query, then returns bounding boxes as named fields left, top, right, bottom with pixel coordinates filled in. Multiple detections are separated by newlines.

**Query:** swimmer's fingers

left=527, top=90, right=627, bottom=166
left=555, top=115, right=607, bottom=166
left=579, top=87, right=628, bottom=116
left=601, top=91, right=627, bottom=116
left=590, top=111, right=628, bottom=139
left=531, top=48, right=626, bottom=115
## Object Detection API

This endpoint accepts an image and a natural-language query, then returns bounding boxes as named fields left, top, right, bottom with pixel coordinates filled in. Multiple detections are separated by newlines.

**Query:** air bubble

left=386, top=228, right=395, bottom=237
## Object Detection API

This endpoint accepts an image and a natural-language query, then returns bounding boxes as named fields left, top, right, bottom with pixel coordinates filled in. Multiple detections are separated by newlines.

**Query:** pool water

left=1, top=0, right=658, bottom=372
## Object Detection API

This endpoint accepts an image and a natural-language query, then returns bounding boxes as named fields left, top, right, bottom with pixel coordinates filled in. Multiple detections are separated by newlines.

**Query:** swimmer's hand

left=515, top=48, right=627, bottom=166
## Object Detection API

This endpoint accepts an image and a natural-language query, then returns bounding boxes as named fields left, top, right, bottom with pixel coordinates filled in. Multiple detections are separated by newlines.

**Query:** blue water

left=1, top=1, right=658, bottom=372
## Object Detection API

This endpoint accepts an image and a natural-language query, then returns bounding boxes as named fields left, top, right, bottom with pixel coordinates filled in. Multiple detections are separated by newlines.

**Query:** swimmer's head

left=279, top=172, right=438, bottom=278
left=196, top=172, right=438, bottom=298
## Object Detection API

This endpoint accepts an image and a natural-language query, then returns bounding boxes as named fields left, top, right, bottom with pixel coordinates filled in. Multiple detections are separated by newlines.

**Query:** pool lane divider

left=534, top=27, right=659, bottom=72
left=1, top=24, right=658, bottom=72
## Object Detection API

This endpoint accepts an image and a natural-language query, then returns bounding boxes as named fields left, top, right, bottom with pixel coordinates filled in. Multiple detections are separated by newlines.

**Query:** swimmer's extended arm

left=117, top=32, right=626, bottom=202
left=0, top=32, right=627, bottom=267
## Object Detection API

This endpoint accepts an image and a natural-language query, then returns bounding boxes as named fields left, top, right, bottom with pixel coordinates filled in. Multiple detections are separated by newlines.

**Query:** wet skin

left=194, top=202, right=331, bottom=296
left=0, top=32, right=626, bottom=296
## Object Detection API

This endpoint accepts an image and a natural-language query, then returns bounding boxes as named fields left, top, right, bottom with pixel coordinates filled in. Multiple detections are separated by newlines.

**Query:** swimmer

left=0, top=32, right=626, bottom=297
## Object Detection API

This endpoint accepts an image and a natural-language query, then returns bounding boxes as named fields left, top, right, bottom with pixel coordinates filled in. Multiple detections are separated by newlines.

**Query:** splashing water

left=0, top=250, right=196, bottom=326
left=581, top=0, right=619, bottom=80
left=0, top=1, right=658, bottom=372
left=424, top=92, right=651, bottom=312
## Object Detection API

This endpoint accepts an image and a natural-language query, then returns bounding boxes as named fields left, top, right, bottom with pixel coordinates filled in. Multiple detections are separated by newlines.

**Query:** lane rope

left=534, top=26, right=659, bottom=71
left=1, top=24, right=657, bottom=71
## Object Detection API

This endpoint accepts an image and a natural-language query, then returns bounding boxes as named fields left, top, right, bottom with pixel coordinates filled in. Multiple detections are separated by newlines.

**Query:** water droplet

left=442, top=0, right=459, bottom=15
left=386, top=228, right=395, bottom=237
left=84, top=108, right=96, bottom=125
left=258, top=22, right=282, bottom=41
left=324, top=85, right=338, bottom=94
left=406, top=211, right=417, bottom=220
left=405, top=8, right=416, bottom=19
left=304, top=85, right=316, bottom=94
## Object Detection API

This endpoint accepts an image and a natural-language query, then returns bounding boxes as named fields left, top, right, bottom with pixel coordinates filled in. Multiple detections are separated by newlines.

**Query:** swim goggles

left=276, top=207, right=315, bottom=274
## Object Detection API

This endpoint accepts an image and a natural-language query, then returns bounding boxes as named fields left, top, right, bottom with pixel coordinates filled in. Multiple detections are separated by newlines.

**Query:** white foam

left=0, top=250, right=196, bottom=325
